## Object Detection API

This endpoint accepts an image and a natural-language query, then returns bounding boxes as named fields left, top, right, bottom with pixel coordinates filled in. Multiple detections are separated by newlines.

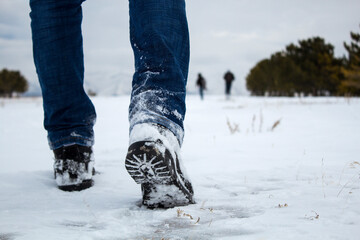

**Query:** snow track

left=1, top=96, right=360, bottom=239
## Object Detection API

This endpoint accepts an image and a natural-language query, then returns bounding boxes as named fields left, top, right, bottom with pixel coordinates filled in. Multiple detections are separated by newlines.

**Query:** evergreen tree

left=285, top=37, right=341, bottom=96
left=246, top=53, right=306, bottom=96
left=269, top=52, right=305, bottom=96
left=246, top=36, right=343, bottom=96
left=0, top=69, right=28, bottom=97
left=246, top=59, right=271, bottom=96
left=344, top=30, right=360, bottom=66
left=339, top=26, right=360, bottom=96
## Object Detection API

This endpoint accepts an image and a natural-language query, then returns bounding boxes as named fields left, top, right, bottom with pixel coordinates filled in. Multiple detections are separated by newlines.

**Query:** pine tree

left=340, top=26, right=360, bottom=96
left=0, top=69, right=29, bottom=97
left=285, top=37, right=341, bottom=96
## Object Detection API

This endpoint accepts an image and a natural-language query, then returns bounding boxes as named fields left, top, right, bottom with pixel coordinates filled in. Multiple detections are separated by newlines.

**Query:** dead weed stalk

left=271, top=119, right=281, bottom=131
left=226, top=118, right=240, bottom=134
left=177, top=209, right=200, bottom=225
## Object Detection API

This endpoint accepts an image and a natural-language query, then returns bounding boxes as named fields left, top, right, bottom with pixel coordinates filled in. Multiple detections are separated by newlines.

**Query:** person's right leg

left=128, top=0, right=189, bottom=144
left=200, top=87, right=204, bottom=100
left=226, top=82, right=231, bottom=95
left=30, top=0, right=96, bottom=191
left=126, top=0, right=194, bottom=208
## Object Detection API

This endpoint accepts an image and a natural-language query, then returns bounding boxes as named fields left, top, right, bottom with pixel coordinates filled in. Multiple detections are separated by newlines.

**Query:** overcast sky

left=0, top=0, right=359, bottom=95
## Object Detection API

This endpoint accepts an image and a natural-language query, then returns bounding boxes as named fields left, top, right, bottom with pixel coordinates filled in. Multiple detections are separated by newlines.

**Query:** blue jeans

left=199, top=87, right=204, bottom=100
left=226, top=82, right=232, bottom=95
left=30, top=0, right=189, bottom=149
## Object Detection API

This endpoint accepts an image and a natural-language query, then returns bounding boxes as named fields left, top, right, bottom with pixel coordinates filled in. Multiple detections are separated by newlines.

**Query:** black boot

left=53, top=144, right=95, bottom=191
left=125, top=124, right=194, bottom=208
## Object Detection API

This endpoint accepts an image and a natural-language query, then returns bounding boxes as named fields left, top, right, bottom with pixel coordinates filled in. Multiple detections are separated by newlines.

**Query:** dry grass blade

left=176, top=208, right=201, bottom=225
left=251, top=114, right=256, bottom=132
left=177, top=208, right=184, bottom=217
left=337, top=161, right=360, bottom=197
left=226, top=118, right=240, bottom=134
left=183, top=213, right=193, bottom=220
left=271, top=119, right=281, bottom=131
left=278, top=203, right=288, bottom=208
left=259, top=109, right=263, bottom=133
left=350, top=161, right=360, bottom=168
left=305, top=211, right=320, bottom=220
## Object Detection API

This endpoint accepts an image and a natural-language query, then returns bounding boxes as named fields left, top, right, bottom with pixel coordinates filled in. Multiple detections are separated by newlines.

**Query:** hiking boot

left=125, top=124, right=195, bottom=208
left=53, top=144, right=95, bottom=191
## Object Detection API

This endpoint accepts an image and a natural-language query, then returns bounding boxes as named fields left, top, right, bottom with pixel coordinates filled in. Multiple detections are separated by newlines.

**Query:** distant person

left=29, top=0, right=194, bottom=209
left=224, top=70, right=235, bottom=98
left=196, top=73, right=206, bottom=100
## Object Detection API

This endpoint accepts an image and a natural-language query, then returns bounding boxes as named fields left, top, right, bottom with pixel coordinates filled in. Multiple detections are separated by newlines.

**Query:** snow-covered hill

left=0, top=96, right=359, bottom=239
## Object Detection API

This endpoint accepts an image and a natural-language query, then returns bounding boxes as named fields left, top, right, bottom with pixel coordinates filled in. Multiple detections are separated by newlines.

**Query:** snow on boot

left=53, top=144, right=95, bottom=191
left=125, top=124, right=195, bottom=208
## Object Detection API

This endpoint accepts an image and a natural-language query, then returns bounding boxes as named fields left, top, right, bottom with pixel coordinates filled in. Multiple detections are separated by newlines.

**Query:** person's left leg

left=30, top=0, right=96, bottom=191
left=30, top=0, right=96, bottom=150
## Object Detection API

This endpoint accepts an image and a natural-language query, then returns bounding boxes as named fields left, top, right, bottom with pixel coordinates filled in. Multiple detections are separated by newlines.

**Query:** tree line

left=2, top=27, right=360, bottom=98
left=246, top=27, right=360, bottom=96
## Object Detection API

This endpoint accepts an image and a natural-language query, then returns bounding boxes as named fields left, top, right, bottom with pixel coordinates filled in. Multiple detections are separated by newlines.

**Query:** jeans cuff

left=48, top=128, right=94, bottom=150
left=129, top=110, right=184, bottom=146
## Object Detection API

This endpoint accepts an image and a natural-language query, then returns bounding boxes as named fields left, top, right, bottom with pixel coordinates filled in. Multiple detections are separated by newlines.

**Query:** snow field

left=0, top=96, right=359, bottom=239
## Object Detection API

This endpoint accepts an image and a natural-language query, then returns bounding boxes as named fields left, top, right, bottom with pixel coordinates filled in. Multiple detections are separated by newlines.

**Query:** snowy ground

left=0, top=95, right=360, bottom=240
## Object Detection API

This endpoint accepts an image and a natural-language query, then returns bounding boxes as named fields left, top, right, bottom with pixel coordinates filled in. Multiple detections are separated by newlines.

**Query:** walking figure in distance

left=29, top=0, right=194, bottom=209
left=196, top=73, right=206, bottom=100
left=224, top=70, right=235, bottom=99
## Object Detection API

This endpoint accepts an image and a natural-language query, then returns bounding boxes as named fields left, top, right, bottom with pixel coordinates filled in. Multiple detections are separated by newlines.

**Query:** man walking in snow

left=224, top=70, right=235, bottom=99
left=29, top=0, right=194, bottom=208
left=196, top=73, right=206, bottom=100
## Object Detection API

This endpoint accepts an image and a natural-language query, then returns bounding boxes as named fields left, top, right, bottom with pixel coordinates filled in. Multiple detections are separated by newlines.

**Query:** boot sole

left=58, top=179, right=93, bottom=192
left=125, top=141, right=194, bottom=208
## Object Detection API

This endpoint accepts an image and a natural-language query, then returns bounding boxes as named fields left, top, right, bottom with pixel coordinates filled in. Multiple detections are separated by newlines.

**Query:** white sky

left=0, top=0, right=359, bottom=95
